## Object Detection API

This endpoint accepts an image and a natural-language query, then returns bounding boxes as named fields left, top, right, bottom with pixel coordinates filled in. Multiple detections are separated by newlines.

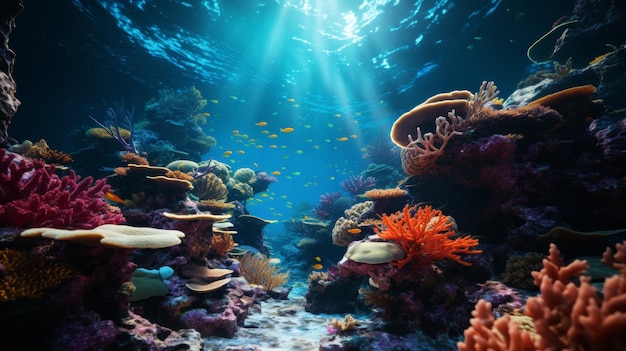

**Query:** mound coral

left=0, top=148, right=125, bottom=229
left=375, top=204, right=481, bottom=270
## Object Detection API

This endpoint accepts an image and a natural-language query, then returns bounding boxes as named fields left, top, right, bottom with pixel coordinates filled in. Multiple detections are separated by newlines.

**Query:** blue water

left=10, top=0, right=574, bottom=233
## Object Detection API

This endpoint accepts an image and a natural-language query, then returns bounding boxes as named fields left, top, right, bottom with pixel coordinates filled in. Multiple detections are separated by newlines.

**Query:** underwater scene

left=1, top=0, right=626, bottom=350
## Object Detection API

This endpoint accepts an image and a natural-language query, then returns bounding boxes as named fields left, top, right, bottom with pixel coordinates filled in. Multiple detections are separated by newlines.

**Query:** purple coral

left=0, top=148, right=126, bottom=229
left=313, top=191, right=342, bottom=219
left=340, top=175, right=376, bottom=196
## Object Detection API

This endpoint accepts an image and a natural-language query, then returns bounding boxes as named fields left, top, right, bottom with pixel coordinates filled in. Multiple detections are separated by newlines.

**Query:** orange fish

left=256, top=121, right=268, bottom=127
left=271, top=171, right=281, bottom=175
left=312, top=263, right=323, bottom=270
left=268, top=134, right=278, bottom=139
left=280, top=127, right=294, bottom=133
left=347, top=228, right=362, bottom=235
left=104, top=191, right=126, bottom=205
left=336, top=137, right=349, bottom=142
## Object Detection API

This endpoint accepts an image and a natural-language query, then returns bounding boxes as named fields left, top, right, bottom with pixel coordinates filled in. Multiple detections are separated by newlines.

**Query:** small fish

left=280, top=127, right=294, bottom=133
left=271, top=171, right=281, bottom=175
left=268, top=257, right=281, bottom=265
left=237, top=150, right=245, bottom=154
left=261, top=130, right=270, bottom=134
left=223, top=150, right=233, bottom=157
left=287, top=98, right=296, bottom=103
left=232, top=129, right=240, bottom=133
left=292, top=171, right=301, bottom=176
left=312, top=263, right=323, bottom=270
left=230, top=95, right=238, bottom=100
left=314, top=256, right=321, bottom=262
left=334, top=113, right=342, bottom=117
left=347, top=228, right=362, bottom=235
left=256, top=121, right=268, bottom=127
left=294, top=150, right=303, bottom=154
left=268, top=134, right=278, bottom=139
left=336, top=137, right=349, bottom=142
left=210, top=99, right=219, bottom=104
left=104, top=191, right=126, bottom=205
left=350, top=134, right=357, bottom=139
left=253, top=162, right=259, bottom=167
left=201, top=112, right=211, bottom=117
left=269, top=144, right=278, bottom=149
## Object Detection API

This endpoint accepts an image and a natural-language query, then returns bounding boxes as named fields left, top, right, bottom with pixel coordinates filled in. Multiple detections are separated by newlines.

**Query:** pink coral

left=0, top=148, right=125, bottom=229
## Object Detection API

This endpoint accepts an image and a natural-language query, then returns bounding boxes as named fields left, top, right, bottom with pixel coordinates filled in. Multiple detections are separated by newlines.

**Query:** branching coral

left=313, top=191, right=342, bottom=220
left=237, top=253, right=289, bottom=291
left=340, top=175, right=376, bottom=196
left=459, top=242, right=626, bottom=351
left=0, top=149, right=126, bottom=229
left=0, top=248, right=79, bottom=302
left=400, top=110, right=465, bottom=176
left=375, top=204, right=481, bottom=270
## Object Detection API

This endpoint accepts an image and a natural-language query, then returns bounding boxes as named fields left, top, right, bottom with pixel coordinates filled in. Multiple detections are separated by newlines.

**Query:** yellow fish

left=294, top=150, right=303, bottom=154
left=269, top=144, right=278, bottom=149
left=312, top=263, right=323, bottom=270
left=268, top=134, right=278, bottom=139
left=261, top=130, right=270, bottom=134
left=230, top=95, right=238, bottom=100
left=256, top=121, right=267, bottom=127
left=253, top=162, right=259, bottom=167
left=334, top=113, right=342, bottom=117
left=314, top=256, right=321, bottom=262
left=280, top=127, right=294, bottom=133
left=237, top=150, right=245, bottom=154
left=104, top=191, right=126, bottom=205
left=271, top=171, right=281, bottom=175
left=287, top=98, right=296, bottom=102
left=347, top=228, right=362, bottom=234
left=223, top=150, right=232, bottom=157
left=210, top=99, right=219, bottom=104
left=337, top=137, right=349, bottom=142
left=201, top=112, right=211, bottom=117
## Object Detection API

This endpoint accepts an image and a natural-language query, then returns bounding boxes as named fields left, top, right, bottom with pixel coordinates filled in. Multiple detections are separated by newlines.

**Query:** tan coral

left=192, top=173, right=228, bottom=201
left=20, top=224, right=185, bottom=249
left=390, top=90, right=472, bottom=147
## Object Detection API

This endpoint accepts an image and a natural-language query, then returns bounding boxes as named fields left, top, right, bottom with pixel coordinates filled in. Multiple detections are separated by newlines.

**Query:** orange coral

left=0, top=248, right=78, bottom=302
left=459, top=242, right=626, bottom=351
left=375, top=204, right=481, bottom=269
left=364, top=188, right=408, bottom=200
left=210, top=231, right=235, bottom=255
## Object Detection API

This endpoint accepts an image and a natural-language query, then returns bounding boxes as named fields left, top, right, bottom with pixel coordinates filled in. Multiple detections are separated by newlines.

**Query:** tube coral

left=375, top=204, right=481, bottom=269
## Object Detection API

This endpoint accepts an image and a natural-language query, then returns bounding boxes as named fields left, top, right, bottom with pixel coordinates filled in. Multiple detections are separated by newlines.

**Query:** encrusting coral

left=458, top=241, right=626, bottom=351
left=375, top=204, right=481, bottom=270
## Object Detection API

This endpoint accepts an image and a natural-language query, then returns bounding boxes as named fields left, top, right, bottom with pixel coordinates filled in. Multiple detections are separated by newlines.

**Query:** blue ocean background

left=10, top=0, right=573, bottom=240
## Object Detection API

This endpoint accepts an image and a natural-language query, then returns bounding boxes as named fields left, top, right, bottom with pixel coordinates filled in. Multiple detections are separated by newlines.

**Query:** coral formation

left=340, top=175, right=376, bottom=196
left=375, top=205, right=481, bottom=270
left=0, top=248, right=78, bottom=302
left=459, top=242, right=626, bottom=351
left=0, top=149, right=125, bottom=229
left=237, top=253, right=289, bottom=291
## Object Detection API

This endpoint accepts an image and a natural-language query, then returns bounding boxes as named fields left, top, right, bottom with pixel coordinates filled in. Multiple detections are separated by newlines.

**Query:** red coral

left=0, top=148, right=125, bottom=229
left=375, top=204, right=481, bottom=270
